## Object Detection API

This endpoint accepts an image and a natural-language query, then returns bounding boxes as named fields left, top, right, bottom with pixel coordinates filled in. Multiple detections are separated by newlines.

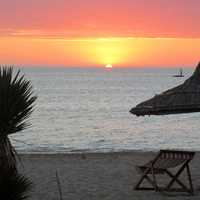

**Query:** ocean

left=10, top=67, right=200, bottom=153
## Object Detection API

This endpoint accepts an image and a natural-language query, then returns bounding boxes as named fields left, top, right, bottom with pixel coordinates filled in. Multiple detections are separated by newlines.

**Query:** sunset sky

left=1, top=0, right=200, bottom=67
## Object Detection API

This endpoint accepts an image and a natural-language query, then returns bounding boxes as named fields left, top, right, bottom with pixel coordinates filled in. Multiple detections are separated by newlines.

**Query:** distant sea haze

left=11, top=67, right=200, bottom=153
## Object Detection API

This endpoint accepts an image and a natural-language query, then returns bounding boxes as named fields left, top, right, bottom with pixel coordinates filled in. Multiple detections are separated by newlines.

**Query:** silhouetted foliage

left=0, top=66, right=37, bottom=167
left=0, top=66, right=36, bottom=199
left=0, top=168, right=32, bottom=200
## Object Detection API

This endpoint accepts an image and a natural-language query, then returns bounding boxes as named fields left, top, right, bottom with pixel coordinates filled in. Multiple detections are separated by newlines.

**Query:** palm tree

left=0, top=167, right=32, bottom=200
left=0, top=66, right=37, bottom=199
left=0, top=66, right=37, bottom=169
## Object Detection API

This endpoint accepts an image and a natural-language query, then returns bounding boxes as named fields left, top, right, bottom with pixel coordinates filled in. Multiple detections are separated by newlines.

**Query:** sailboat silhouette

left=173, top=68, right=184, bottom=77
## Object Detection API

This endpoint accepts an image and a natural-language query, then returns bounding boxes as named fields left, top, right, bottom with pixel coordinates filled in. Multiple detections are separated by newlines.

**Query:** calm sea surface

left=10, top=67, right=200, bottom=153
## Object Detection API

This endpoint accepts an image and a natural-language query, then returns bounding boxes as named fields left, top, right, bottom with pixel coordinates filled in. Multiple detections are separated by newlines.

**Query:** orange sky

left=1, top=0, right=200, bottom=67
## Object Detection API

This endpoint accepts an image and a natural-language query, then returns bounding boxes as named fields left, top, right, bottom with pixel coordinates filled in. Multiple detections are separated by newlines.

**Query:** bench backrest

left=152, top=150, right=195, bottom=169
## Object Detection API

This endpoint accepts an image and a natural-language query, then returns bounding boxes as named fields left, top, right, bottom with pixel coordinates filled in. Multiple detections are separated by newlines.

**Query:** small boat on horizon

left=173, top=68, right=184, bottom=77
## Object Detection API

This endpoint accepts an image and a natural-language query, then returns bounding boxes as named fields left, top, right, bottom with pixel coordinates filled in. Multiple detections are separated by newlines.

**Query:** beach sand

left=19, top=151, right=200, bottom=200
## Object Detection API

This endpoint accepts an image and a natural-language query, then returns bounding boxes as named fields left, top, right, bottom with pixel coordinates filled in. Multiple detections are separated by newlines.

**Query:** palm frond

left=0, top=168, right=32, bottom=200
left=0, top=66, right=37, bottom=136
left=0, top=137, right=17, bottom=170
left=0, top=66, right=37, bottom=167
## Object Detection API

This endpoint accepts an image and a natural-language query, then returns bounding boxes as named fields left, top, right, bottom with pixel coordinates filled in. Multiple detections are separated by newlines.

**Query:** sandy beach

left=18, top=151, right=200, bottom=200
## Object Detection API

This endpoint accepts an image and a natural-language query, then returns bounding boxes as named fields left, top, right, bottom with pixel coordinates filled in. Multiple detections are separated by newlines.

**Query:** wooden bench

left=134, top=150, right=195, bottom=194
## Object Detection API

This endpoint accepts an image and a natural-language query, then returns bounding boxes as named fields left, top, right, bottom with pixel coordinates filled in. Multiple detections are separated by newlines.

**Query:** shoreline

left=17, top=148, right=200, bottom=155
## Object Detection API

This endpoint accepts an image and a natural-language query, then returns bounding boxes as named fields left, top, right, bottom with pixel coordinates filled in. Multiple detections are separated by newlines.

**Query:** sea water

left=10, top=67, right=200, bottom=153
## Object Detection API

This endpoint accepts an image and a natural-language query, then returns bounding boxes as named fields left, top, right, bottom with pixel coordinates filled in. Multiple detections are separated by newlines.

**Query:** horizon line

left=1, top=64, right=196, bottom=69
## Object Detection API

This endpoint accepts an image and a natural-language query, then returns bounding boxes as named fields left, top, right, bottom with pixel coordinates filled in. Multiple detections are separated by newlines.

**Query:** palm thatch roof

left=130, top=62, right=200, bottom=116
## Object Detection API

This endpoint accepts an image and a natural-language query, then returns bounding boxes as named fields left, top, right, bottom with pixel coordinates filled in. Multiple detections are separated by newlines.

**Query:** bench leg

left=166, top=161, right=188, bottom=189
left=134, top=168, right=158, bottom=191
left=165, top=169, right=189, bottom=191
left=186, top=164, right=194, bottom=195
left=165, top=161, right=194, bottom=195
left=151, top=167, right=158, bottom=191
left=134, top=169, right=149, bottom=190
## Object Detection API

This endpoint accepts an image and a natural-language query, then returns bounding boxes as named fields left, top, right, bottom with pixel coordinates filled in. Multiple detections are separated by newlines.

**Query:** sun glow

left=105, top=64, right=113, bottom=68
left=2, top=37, right=200, bottom=67
left=87, top=38, right=133, bottom=67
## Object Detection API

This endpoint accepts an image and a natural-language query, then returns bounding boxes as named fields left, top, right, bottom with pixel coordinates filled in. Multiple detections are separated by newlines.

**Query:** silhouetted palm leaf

left=0, top=67, right=37, bottom=134
left=0, top=168, right=32, bottom=200
left=0, top=66, right=37, bottom=167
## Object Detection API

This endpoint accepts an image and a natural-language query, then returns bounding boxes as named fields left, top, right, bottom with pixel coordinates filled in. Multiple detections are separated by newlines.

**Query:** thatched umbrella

left=130, top=62, right=200, bottom=116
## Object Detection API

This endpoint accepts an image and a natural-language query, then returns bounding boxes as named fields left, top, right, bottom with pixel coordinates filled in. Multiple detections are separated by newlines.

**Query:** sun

left=105, top=64, right=113, bottom=69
